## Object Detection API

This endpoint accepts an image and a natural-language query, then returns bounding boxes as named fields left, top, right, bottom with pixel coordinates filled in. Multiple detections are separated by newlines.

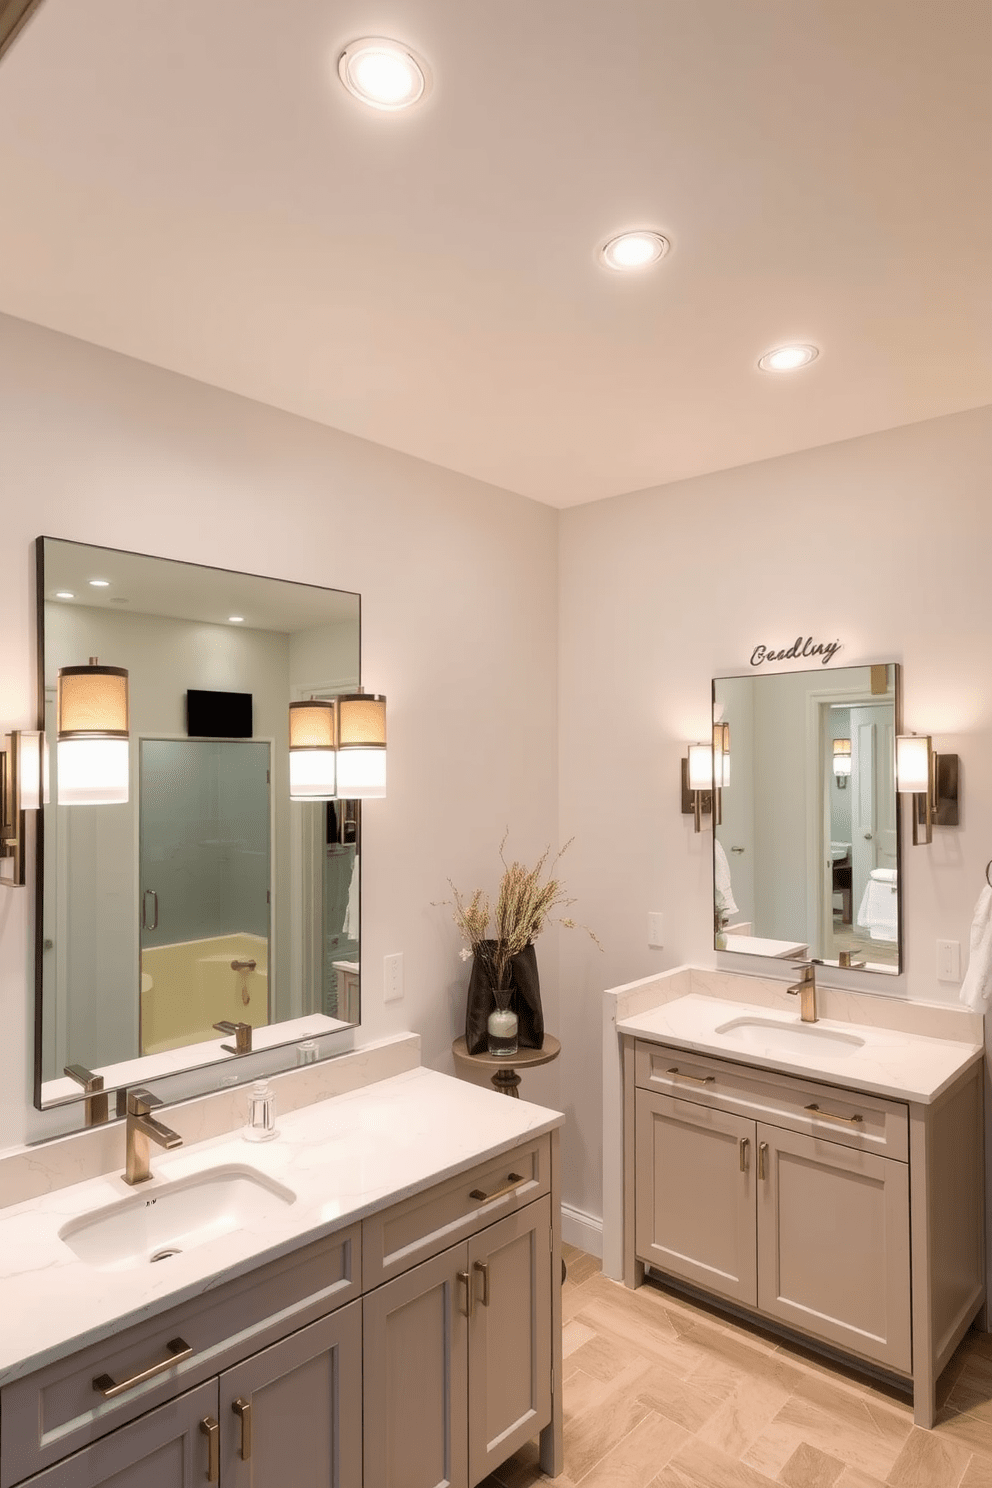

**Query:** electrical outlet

left=648, top=912, right=665, bottom=948
left=936, top=940, right=961, bottom=983
left=384, top=952, right=404, bottom=1003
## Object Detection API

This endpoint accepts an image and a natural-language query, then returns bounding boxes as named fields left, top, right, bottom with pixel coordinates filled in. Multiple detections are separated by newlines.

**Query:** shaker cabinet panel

left=634, top=1088, right=757, bottom=1307
left=219, top=1301, right=362, bottom=1488
left=20, top=1380, right=219, bottom=1488
left=756, top=1123, right=911, bottom=1374
left=467, top=1197, right=552, bottom=1486
left=362, top=1244, right=470, bottom=1488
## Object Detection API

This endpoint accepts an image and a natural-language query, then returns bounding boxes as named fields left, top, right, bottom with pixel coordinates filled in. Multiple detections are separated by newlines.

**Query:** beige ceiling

left=0, top=1, right=989, bottom=508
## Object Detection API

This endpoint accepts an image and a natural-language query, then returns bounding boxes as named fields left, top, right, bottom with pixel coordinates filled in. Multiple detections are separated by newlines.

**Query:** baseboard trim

left=561, top=1203, right=603, bottom=1259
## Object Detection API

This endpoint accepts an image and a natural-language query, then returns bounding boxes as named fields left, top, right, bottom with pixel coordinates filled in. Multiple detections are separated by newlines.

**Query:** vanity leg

left=622, top=1036, right=643, bottom=1289
left=910, top=1104, right=936, bottom=1428
left=540, top=1126, right=564, bottom=1478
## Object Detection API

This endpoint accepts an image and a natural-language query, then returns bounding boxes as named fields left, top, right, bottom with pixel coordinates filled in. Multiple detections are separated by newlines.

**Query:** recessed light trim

left=228, top=616, right=245, bottom=624
left=338, top=37, right=431, bottom=111
left=599, top=231, right=670, bottom=271
left=758, top=344, right=819, bottom=373
left=55, top=591, right=74, bottom=599
left=88, top=579, right=110, bottom=588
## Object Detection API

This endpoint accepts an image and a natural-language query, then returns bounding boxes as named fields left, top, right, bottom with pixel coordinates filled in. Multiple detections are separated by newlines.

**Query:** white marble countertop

left=617, top=993, right=983, bottom=1104
left=0, top=1067, right=563, bottom=1386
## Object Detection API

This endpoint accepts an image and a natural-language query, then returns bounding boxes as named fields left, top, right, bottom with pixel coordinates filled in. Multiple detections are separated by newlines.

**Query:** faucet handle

left=127, top=1087, right=161, bottom=1117
left=214, top=1020, right=252, bottom=1055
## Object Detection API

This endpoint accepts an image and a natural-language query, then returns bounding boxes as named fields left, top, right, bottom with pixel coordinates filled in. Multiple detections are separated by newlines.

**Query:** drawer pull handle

left=200, top=1417, right=219, bottom=1484
left=469, top=1172, right=526, bottom=1204
left=93, top=1337, right=193, bottom=1398
left=474, top=1259, right=491, bottom=1306
left=758, top=1142, right=768, bottom=1180
left=457, top=1269, right=474, bottom=1319
left=805, top=1103, right=863, bottom=1126
left=233, top=1397, right=252, bottom=1461
left=739, top=1136, right=750, bottom=1173
left=666, top=1067, right=715, bottom=1086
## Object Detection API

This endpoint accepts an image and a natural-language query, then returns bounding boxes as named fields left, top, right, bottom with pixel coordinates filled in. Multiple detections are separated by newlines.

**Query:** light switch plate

left=648, top=912, right=665, bottom=948
left=937, top=940, right=961, bottom=983
left=384, top=952, right=404, bottom=1003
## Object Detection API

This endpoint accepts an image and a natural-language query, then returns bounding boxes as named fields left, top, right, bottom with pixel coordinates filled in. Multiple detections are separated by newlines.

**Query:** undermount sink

left=713, top=1016, right=866, bottom=1059
left=59, top=1165, right=296, bottom=1271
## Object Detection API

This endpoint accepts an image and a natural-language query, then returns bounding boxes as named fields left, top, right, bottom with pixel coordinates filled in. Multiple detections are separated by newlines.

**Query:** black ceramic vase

left=465, top=941, right=544, bottom=1056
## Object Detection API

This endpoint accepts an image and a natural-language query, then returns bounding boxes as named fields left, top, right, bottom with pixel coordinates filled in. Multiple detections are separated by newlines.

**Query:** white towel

left=960, top=886, right=992, bottom=1011
left=714, top=840, right=738, bottom=918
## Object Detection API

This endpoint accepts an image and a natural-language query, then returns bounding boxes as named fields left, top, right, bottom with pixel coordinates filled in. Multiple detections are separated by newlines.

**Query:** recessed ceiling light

left=338, top=38, right=431, bottom=111
left=758, top=344, right=819, bottom=373
left=599, top=231, right=670, bottom=271
left=88, top=579, right=110, bottom=588
left=228, top=616, right=245, bottom=624
left=55, top=591, right=74, bottom=599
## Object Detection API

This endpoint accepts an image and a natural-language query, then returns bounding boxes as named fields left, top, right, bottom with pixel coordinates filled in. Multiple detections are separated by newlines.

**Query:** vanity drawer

left=634, top=1040, right=908, bottom=1163
left=362, top=1135, right=550, bottom=1287
left=0, top=1223, right=360, bottom=1488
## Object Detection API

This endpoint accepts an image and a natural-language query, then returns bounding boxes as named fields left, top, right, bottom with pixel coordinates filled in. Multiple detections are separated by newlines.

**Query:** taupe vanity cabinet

left=625, top=1038, right=984, bottom=1426
left=1, top=1134, right=561, bottom=1488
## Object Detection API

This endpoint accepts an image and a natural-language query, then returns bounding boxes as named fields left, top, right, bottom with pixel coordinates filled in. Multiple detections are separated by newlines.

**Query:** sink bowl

left=59, top=1165, right=296, bottom=1271
left=713, top=1016, right=865, bottom=1060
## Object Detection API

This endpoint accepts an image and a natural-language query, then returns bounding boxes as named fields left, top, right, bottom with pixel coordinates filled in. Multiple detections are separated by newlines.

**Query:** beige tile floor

left=481, top=1244, right=992, bottom=1488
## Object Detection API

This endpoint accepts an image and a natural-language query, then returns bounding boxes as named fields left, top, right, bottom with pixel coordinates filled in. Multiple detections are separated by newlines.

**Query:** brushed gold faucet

left=214, top=1020, right=253, bottom=1055
left=786, top=961, right=818, bottom=1023
left=64, top=1063, right=109, bottom=1127
left=124, top=1088, right=183, bottom=1185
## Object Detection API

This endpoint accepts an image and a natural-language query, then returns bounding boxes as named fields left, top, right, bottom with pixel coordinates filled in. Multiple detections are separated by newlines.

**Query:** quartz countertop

left=617, top=993, right=982, bottom=1104
left=0, top=1066, right=563, bottom=1386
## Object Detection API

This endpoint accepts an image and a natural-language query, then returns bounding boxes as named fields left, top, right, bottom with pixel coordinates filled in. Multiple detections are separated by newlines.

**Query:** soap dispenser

left=244, top=1079, right=278, bottom=1142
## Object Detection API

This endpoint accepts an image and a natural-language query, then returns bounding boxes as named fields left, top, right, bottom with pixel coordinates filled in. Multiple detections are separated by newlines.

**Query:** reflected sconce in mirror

left=289, top=699, right=337, bottom=800
left=337, top=691, right=387, bottom=799
left=712, top=721, right=730, bottom=823
left=682, top=743, right=713, bottom=833
left=896, top=733, right=959, bottom=846
left=833, top=738, right=851, bottom=789
left=56, top=659, right=129, bottom=805
left=0, top=730, right=44, bottom=887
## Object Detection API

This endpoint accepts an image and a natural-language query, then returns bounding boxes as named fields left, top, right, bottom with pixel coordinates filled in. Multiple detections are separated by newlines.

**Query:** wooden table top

left=451, top=1034, right=560, bottom=1071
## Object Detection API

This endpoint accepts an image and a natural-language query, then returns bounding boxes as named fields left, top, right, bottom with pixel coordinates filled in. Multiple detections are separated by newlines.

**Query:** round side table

left=451, top=1034, right=560, bottom=1098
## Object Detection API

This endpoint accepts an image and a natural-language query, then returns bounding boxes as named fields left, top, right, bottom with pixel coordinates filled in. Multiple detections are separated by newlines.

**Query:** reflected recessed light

left=758, top=344, right=819, bottom=372
left=228, top=616, right=245, bottom=624
left=55, top=591, right=74, bottom=599
left=88, top=579, right=110, bottom=588
left=599, top=231, right=670, bottom=271
left=338, top=37, right=431, bottom=111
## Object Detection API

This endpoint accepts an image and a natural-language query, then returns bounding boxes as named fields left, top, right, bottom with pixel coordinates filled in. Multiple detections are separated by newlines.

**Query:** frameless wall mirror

left=36, top=537, right=362, bottom=1113
left=712, top=663, right=901, bottom=975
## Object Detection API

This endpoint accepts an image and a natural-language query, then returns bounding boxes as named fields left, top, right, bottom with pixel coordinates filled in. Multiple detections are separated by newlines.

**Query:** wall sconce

left=336, top=691, right=387, bottom=799
left=682, top=743, right=713, bottom=833
left=57, top=659, right=129, bottom=805
left=0, top=730, right=44, bottom=887
left=832, top=738, right=851, bottom=789
left=896, top=733, right=959, bottom=846
left=289, top=699, right=337, bottom=800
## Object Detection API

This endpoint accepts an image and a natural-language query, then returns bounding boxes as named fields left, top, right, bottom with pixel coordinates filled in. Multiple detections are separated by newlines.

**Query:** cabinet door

left=219, top=1300, right=362, bottom=1488
left=363, top=1243, right=469, bottom=1488
left=756, top=1123, right=911, bottom=1373
left=467, top=1196, right=552, bottom=1486
left=22, top=1380, right=218, bottom=1488
left=635, top=1087, right=757, bottom=1306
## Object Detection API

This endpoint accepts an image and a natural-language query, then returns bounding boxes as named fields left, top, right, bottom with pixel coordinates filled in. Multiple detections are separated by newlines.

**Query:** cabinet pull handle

left=200, top=1417, right=219, bottom=1484
left=758, top=1142, right=768, bottom=1180
left=92, top=1337, right=193, bottom=1398
left=232, top=1397, right=252, bottom=1461
left=805, top=1103, right=863, bottom=1126
left=469, top=1172, right=526, bottom=1203
left=739, top=1137, right=749, bottom=1173
left=457, top=1269, right=474, bottom=1319
left=474, top=1259, right=490, bottom=1306
left=666, top=1067, right=715, bottom=1086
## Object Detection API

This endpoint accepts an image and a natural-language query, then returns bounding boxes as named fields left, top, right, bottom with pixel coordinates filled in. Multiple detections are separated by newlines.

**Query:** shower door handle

left=142, top=889, right=159, bottom=931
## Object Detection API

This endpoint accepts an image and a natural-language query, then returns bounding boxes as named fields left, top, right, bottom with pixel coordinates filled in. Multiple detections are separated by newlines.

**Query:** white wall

left=0, top=313, right=561, bottom=1148
left=559, top=403, right=992, bottom=1223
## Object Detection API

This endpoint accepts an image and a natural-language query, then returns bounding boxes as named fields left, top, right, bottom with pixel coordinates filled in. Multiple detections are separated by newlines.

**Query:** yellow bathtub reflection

left=140, top=932, right=269, bottom=1055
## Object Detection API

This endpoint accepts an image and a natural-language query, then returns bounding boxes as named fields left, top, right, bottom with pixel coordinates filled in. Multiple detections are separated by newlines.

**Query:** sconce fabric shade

left=57, top=661, right=129, bottom=805
left=712, top=723, right=730, bottom=788
left=896, top=735, right=932, bottom=794
left=289, top=700, right=337, bottom=800
left=833, top=739, right=852, bottom=778
left=687, top=743, right=713, bottom=792
left=337, top=693, right=387, bottom=799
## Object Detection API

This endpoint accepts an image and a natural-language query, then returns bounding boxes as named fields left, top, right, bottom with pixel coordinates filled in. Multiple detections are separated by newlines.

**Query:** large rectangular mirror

left=713, top=663, right=901, bottom=974
left=36, top=538, right=362, bottom=1110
